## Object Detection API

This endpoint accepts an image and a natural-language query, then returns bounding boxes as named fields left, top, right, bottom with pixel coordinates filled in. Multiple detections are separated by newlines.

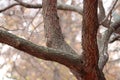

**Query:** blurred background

left=0, top=0, right=120, bottom=80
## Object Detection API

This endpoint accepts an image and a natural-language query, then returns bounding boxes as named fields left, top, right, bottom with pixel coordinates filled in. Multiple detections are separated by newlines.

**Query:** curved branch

left=0, top=0, right=119, bottom=36
left=98, top=18, right=120, bottom=70
left=0, top=30, right=82, bottom=69
left=0, top=3, right=19, bottom=13
left=98, top=0, right=119, bottom=70
left=13, top=0, right=120, bottom=35
left=14, top=0, right=83, bottom=14
left=109, top=35, right=120, bottom=43
left=0, top=0, right=83, bottom=15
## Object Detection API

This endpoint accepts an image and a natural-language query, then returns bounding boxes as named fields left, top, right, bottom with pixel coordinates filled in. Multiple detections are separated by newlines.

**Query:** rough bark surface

left=1, top=0, right=120, bottom=35
left=42, top=0, right=83, bottom=80
left=0, top=0, right=114, bottom=80
left=82, top=0, right=105, bottom=80
left=42, top=0, right=77, bottom=55
left=0, top=30, right=82, bottom=68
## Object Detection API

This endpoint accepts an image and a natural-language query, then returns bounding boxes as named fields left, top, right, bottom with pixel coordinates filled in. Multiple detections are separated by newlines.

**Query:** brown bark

left=82, top=0, right=105, bottom=80
left=42, top=0, right=106, bottom=80
left=1, top=0, right=120, bottom=36
left=0, top=0, right=114, bottom=79
left=42, top=0, right=77, bottom=55
left=42, top=0, right=83, bottom=80
left=0, top=30, right=82, bottom=68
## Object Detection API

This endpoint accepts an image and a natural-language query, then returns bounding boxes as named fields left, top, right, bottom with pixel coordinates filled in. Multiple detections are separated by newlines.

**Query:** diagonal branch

left=98, top=19, right=120, bottom=70
left=98, top=0, right=119, bottom=70
left=0, top=0, right=119, bottom=36
left=0, top=3, right=19, bottom=13
left=109, top=35, right=120, bottom=43
left=100, top=0, right=118, bottom=25
left=0, top=30, right=82, bottom=69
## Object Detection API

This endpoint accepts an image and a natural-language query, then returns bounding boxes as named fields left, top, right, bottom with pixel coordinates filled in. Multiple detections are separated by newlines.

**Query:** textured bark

left=13, top=0, right=120, bottom=35
left=42, top=0, right=77, bottom=55
left=1, top=0, right=120, bottom=36
left=42, top=0, right=83, bottom=80
left=0, top=30, right=82, bottom=68
left=0, top=0, right=119, bottom=80
left=42, top=0, right=106, bottom=80
left=82, top=0, right=105, bottom=80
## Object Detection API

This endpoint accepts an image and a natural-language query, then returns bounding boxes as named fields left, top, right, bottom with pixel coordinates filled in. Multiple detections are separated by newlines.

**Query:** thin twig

left=0, top=26, right=24, bottom=31
left=27, top=21, right=43, bottom=40
left=0, top=3, right=19, bottom=13
left=100, top=0, right=118, bottom=25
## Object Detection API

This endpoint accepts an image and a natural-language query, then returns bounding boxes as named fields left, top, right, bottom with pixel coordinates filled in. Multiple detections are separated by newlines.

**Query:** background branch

left=98, top=18, right=120, bottom=70
left=100, top=0, right=118, bottom=25
left=0, top=0, right=119, bottom=36
left=109, top=35, right=120, bottom=43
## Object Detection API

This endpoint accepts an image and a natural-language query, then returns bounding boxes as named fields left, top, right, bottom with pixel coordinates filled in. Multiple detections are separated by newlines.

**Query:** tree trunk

left=42, top=0, right=106, bottom=80
left=42, top=0, right=83, bottom=79
left=0, top=0, right=120, bottom=80
left=82, top=0, right=105, bottom=80
left=42, top=0, right=77, bottom=55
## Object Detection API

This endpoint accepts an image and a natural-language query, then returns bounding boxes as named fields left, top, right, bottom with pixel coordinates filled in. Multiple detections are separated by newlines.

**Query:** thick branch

left=0, top=30, right=82, bottom=68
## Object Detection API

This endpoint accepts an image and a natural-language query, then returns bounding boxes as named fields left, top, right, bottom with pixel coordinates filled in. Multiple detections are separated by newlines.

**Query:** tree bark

left=82, top=0, right=105, bottom=80
left=42, top=0, right=84, bottom=80
left=42, top=0, right=77, bottom=55
left=0, top=0, right=110, bottom=80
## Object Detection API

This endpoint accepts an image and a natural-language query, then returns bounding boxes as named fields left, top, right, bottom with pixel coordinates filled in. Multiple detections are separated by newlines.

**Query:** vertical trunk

left=82, top=0, right=105, bottom=80
left=42, top=0, right=106, bottom=80
left=42, top=0, right=76, bottom=54
left=42, top=0, right=81, bottom=79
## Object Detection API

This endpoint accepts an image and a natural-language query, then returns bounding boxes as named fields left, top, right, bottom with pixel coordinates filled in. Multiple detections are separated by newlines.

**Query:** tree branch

left=0, top=0, right=83, bottom=14
left=0, top=0, right=119, bottom=36
left=98, top=18, right=120, bottom=70
left=109, top=35, right=120, bottom=43
left=100, top=0, right=118, bottom=25
left=0, top=3, right=19, bottom=13
left=0, top=30, right=82, bottom=69
left=98, top=0, right=106, bottom=21
left=14, top=0, right=83, bottom=14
